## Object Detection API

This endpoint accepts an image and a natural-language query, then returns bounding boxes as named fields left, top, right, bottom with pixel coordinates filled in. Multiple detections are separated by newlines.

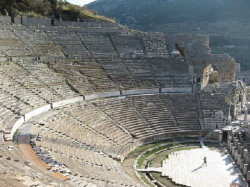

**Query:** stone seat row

left=38, top=113, right=122, bottom=159
left=0, top=141, right=66, bottom=187
left=37, top=129, right=119, bottom=171
left=60, top=102, right=133, bottom=147
left=31, top=124, right=140, bottom=186
left=53, top=154, right=140, bottom=187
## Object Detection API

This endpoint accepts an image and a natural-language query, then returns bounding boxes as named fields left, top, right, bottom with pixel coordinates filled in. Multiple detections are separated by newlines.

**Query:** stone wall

left=164, top=34, right=236, bottom=90
left=52, top=96, right=84, bottom=109
left=24, top=105, right=51, bottom=121
left=161, top=87, right=192, bottom=93
left=0, top=16, right=11, bottom=24
left=84, top=91, right=120, bottom=100
left=201, top=64, right=212, bottom=90
left=53, top=20, right=120, bottom=28
left=10, top=117, right=25, bottom=139
left=22, top=17, right=51, bottom=27
left=121, top=88, right=160, bottom=96
left=14, top=17, right=22, bottom=25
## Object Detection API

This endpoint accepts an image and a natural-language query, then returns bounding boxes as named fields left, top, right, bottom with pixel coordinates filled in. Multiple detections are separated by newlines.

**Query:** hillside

left=89, top=0, right=250, bottom=69
left=0, top=0, right=115, bottom=22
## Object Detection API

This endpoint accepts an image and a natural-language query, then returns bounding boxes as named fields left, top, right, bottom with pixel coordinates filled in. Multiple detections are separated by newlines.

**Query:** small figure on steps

left=203, top=156, right=207, bottom=166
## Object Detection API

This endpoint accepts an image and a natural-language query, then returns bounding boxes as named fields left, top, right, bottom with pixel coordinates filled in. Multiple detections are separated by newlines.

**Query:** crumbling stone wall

left=164, top=34, right=236, bottom=90
left=202, top=64, right=212, bottom=90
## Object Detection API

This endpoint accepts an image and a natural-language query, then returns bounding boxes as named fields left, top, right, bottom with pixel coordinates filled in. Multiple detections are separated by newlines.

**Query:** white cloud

left=67, top=0, right=97, bottom=6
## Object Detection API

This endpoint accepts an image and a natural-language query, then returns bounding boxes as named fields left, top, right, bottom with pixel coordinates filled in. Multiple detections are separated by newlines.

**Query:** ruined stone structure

left=227, top=130, right=250, bottom=181
left=236, top=63, right=250, bottom=86
left=0, top=16, right=245, bottom=187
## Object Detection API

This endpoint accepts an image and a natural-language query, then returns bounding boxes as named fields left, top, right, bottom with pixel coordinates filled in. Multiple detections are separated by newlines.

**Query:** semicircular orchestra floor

left=162, top=146, right=244, bottom=187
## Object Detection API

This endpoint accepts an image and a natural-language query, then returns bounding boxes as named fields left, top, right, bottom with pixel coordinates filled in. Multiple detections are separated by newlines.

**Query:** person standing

left=203, top=156, right=207, bottom=166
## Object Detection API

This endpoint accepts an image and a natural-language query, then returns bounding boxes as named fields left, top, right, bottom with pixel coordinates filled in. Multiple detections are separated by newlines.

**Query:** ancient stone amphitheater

left=0, top=16, right=246, bottom=187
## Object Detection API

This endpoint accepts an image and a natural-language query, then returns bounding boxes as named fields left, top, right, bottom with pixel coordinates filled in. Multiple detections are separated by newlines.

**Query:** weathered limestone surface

left=121, top=88, right=159, bottom=96
left=52, top=96, right=84, bottom=109
left=22, top=17, right=51, bottom=27
left=24, top=105, right=51, bottom=121
left=84, top=91, right=120, bottom=100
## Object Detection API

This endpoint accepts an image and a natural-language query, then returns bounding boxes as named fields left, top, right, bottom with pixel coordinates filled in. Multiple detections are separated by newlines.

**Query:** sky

left=66, top=0, right=97, bottom=6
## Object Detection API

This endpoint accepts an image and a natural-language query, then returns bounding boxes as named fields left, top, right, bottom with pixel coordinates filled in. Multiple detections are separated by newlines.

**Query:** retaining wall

left=52, top=96, right=83, bottom=109
left=22, top=17, right=51, bottom=27
left=10, top=116, right=25, bottom=139
left=121, top=88, right=160, bottom=96
left=24, top=104, right=51, bottom=121
left=14, top=17, right=22, bottom=25
left=161, top=87, right=192, bottom=93
left=0, top=16, right=11, bottom=24
left=53, top=20, right=119, bottom=28
left=84, top=91, right=120, bottom=101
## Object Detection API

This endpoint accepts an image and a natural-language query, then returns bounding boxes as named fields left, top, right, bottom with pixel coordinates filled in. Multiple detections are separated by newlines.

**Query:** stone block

left=243, top=164, right=248, bottom=176
left=237, top=154, right=241, bottom=166
left=240, top=159, right=244, bottom=170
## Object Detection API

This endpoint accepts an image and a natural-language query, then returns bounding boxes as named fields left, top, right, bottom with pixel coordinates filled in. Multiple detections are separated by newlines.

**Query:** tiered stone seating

left=14, top=29, right=53, bottom=46
left=140, top=32, right=169, bottom=58
left=60, top=102, right=133, bottom=147
left=13, top=29, right=66, bottom=60
left=164, top=94, right=201, bottom=130
left=200, top=94, right=225, bottom=118
left=99, top=59, right=137, bottom=90
left=50, top=61, right=117, bottom=94
left=0, top=64, right=47, bottom=109
left=80, top=33, right=117, bottom=57
left=110, top=34, right=144, bottom=58
left=0, top=29, right=34, bottom=57
left=74, top=61, right=117, bottom=93
left=0, top=18, right=232, bottom=187
left=130, top=94, right=181, bottom=134
left=0, top=141, right=69, bottom=187
left=47, top=31, right=90, bottom=59
left=0, top=103, right=19, bottom=134
left=200, top=93, right=225, bottom=129
left=36, top=45, right=66, bottom=61
left=2, top=62, right=61, bottom=103
left=49, top=62, right=96, bottom=95
left=30, top=112, right=140, bottom=186
left=38, top=112, right=121, bottom=158
left=52, top=153, right=139, bottom=186
left=94, top=97, right=155, bottom=138
left=148, top=58, right=175, bottom=87
left=124, top=59, right=158, bottom=88
left=20, top=62, right=79, bottom=99
left=169, top=60, right=190, bottom=87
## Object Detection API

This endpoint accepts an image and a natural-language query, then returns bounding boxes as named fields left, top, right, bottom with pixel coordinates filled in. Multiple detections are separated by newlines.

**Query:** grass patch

left=137, top=144, right=179, bottom=169
left=123, top=139, right=200, bottom=187
left=138, top=172, right=154, bottom=187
